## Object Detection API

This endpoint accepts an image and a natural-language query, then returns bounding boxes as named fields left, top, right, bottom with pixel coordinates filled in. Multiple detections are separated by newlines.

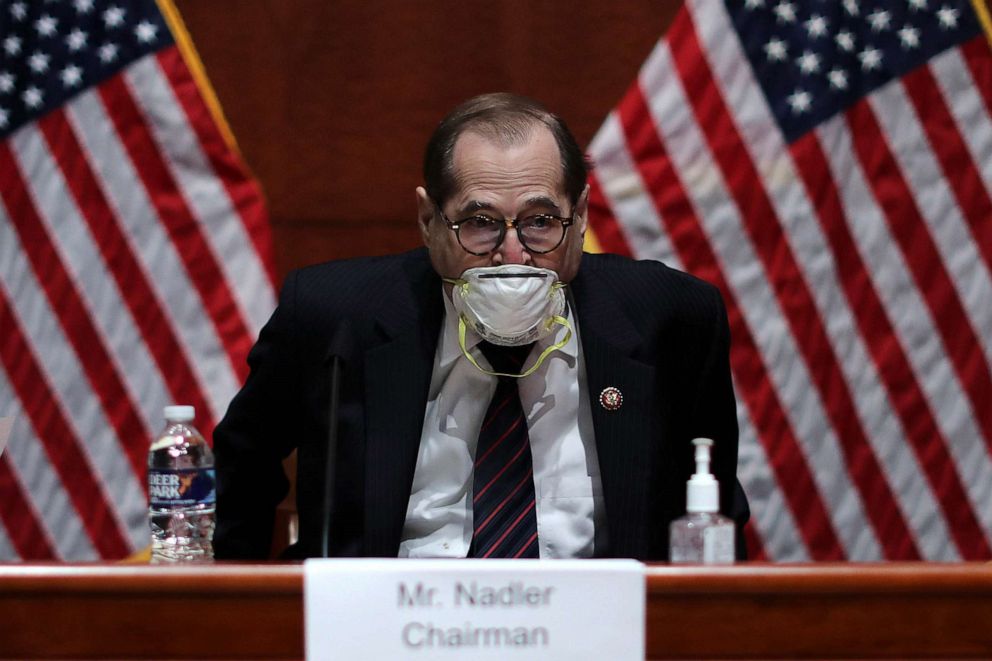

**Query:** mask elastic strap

left=457, top=315, right=572, bottom=379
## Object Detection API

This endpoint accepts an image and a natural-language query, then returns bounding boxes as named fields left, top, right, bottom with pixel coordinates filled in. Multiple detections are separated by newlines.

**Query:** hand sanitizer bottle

left=669, top=437, right=735, bottom=563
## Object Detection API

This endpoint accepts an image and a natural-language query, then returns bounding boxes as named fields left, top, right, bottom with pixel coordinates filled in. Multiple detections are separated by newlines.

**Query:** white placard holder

left=304, top=558, right=645, bottom=660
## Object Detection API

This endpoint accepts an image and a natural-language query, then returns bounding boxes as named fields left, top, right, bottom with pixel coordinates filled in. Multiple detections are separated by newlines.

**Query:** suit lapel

left=363, top=252, right=443, bottom=556
left=571, top=260, right=657, bottom=559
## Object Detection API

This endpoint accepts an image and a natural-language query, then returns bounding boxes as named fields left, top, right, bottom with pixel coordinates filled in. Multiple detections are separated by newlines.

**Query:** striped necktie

left=469, top=341, right=539, bottom=558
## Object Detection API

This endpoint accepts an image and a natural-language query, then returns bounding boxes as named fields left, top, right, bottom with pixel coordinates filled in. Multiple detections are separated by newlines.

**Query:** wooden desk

left=1, top=563, right=990, bottom=659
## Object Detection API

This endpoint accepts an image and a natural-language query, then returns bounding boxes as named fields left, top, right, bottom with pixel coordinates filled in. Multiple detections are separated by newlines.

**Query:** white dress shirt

left=398, top=290, right=606, bottom=558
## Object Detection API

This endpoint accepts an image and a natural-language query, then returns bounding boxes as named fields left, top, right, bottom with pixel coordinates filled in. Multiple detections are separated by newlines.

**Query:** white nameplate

left=304, top=559, right=644, bottom=660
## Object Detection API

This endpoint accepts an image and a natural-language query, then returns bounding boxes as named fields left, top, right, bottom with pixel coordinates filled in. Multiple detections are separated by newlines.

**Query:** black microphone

left=321, top=324, right=353, bottom=558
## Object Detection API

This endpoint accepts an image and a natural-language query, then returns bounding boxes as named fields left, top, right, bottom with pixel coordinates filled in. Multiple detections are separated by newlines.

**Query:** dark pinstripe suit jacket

left=214, top=248, right=749, bottom=560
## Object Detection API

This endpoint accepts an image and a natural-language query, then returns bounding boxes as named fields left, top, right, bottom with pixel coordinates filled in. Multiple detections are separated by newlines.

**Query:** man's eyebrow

left=522, top=196, right=564, bottom=213
left=458, top=196, right=564, bottom=215
left=460, top=200, right=497, bottom=214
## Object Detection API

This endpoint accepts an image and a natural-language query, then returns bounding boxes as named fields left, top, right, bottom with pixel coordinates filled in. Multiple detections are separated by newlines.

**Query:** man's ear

left=416, top=186, right=435, bottom=245
left=575, top=184, right=590, bottom=236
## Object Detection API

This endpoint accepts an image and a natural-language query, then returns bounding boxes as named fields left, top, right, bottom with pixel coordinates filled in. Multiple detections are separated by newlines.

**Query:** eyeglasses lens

left=457, top=216, right=565, bottom=254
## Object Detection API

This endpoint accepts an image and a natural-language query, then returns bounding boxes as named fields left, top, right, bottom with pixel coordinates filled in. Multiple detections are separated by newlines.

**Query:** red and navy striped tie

left=469, top=341, right=539, bottom=558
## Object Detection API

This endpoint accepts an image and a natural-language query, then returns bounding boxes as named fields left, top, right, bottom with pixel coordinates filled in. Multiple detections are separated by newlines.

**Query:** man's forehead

left=448, top=128, right=565, bottom=203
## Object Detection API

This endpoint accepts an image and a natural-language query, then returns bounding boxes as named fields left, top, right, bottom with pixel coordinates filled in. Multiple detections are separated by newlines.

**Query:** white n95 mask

left=444, top=265, right=572, bottom=378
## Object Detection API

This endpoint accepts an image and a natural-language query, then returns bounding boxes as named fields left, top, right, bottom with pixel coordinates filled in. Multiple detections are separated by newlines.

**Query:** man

left=214, top=93, right=749, bottom=560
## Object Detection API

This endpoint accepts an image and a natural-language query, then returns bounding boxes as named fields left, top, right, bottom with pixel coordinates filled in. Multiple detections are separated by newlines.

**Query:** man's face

left=417, top=127, right=588, bottom=284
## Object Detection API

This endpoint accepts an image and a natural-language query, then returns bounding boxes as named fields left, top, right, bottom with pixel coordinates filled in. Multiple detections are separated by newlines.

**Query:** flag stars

left=867, top=9, right=892, bottom=31
left=28, top=52, right=51, bottom=75
left=35, top=14, right=58, bottom=38
left=828, top=68, right=849, bottom=90
left=103, top=6, right=126, bottom=28
left=0, top=72, right=13, bottom=94
left=0, top=107, right=8, bottom=128
left=74, top=0, right=95, bottom=13
left=61, top=65, right=83, bottom=89
left=898, top=25, right=921, bottom=48
left=4, top=36, right=23, bottom=57
left=10, top=2, right=27, bottom=21
left=765, top=37, right=788, bottom=62
left=786, top=89, right=812, bottom=114
left=907, top=0, right=927, bottom=9
left=936, top=5, right=959, bottom=29
left=66, top=28, right=88, bottom=52
left=99, top=42, right=119, bottom=63
left=859, top=46, right=883, bottom=71
left=774, top=1, right=797, bottom=23
left=744, top=0, right=765, bottom=8
left=796, top=50, right=821, bottom=74
left=135, top=21, right=158, bottom=44
left=805, top=14, right=829, bottom=39
left=23, top=86, right=43, bottom=109
left=836, top=30, right=856, bottom=52
left=843, top=0, right=860, bottom=16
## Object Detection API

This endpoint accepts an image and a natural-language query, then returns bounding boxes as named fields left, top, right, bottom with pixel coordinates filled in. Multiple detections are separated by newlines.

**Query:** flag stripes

left=961, top=37, right=992, bottom=120
left=817, top=111, right=992, bottom=543
left=65, top=88, right=241, bottom=424
left=0, top=140, right=154, bottom=486
left=0, top=286, right=131, bottom=558
left=789, top=130, right=971, bottom=560
left=124, top=56, right=266, bottom=352
left=735, top=410, right=803, bottom=562
left=903, top=67, right=992, bottom=282
left=0, top=0, right=275, bottom=560
left=38, top=109, right=214, bottom=437
left=98, top=73, right=252, bottom=396
left=0, top=455, right=57, bottom=560
left=153, top=48, right=277, bottom=328
left=587, top=0, right=992, bottom=560
left=848, top=99, right=992, bottom=456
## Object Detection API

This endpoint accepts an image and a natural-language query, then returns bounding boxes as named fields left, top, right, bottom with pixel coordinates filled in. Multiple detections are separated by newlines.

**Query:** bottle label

left=702, top=525, right=735, bottom=563
left=148, top=468, right=216, bottom=508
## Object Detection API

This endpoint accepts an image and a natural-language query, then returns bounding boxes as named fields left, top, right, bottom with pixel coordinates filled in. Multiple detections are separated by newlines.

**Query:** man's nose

left=493, top=229, right=531, bottom=265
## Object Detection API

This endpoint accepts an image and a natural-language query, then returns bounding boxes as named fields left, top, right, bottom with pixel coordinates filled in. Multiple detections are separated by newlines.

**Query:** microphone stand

left=321, top=354, right=342, bottom=558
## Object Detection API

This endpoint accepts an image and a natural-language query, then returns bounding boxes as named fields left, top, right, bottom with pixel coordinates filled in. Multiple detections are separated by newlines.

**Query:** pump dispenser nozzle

left=686, top=437, right=719, bottom=513
left=671, top=437, right=734, bottom=563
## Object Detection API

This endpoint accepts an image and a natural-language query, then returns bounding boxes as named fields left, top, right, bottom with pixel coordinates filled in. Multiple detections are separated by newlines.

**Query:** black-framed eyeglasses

left=435, top=204, right=576, bottom=256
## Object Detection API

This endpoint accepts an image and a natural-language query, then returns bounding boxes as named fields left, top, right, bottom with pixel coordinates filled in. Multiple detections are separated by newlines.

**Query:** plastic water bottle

left=669, top=437, right=735, bottom=564
left=148, top=405, right=215, bottom=563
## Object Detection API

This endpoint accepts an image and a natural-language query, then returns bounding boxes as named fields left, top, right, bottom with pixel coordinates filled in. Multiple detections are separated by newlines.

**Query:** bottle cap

left=163, top=405, right=195, bottom=422
left=686, top=437, right=719, bottom=513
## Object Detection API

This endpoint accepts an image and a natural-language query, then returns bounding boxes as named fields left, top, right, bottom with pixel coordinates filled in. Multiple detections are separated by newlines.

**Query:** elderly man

left=214, top=93, right=749, bottom=560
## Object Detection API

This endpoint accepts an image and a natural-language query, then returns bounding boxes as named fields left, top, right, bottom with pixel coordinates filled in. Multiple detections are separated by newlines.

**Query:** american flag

left=587, top=0, right=992, bottom=560
left=0, top=0, right=275, bottom=560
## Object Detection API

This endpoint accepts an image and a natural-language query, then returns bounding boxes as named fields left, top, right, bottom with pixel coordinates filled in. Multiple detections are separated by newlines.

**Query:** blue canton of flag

left=0, top=0, right=171, bottom=137
left=728, top=0, right=984, bottom=141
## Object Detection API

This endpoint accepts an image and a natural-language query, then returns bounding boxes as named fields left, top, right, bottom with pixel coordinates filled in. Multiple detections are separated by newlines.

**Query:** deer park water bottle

left=148, top=405, right=215, bottom=563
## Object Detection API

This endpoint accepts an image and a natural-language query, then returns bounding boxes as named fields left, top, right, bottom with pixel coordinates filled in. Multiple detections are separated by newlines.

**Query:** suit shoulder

left=292, top=249, right=423, bottom=286
left=281, top=248, right=430, bottom=304
left=580, top=252, right=722, bottom=306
